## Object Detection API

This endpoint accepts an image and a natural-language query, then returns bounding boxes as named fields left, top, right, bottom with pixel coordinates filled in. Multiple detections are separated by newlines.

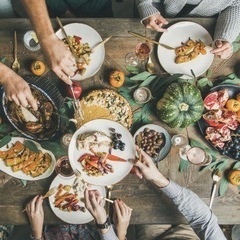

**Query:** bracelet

left=30, top=234, right=44, bottom=240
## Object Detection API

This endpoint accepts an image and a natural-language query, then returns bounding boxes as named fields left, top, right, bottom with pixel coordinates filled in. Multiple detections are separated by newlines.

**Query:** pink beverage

left=186, top=147, right=211, bottom=165
left=135, top=42, right=152, bottom=60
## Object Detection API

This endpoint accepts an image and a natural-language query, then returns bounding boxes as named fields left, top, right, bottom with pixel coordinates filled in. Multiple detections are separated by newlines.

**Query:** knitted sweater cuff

left=137, top=2, right=160, bottom=23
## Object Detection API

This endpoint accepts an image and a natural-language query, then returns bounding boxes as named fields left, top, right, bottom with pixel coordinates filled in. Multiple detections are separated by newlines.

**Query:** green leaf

left=197, top=77, right=213, bottom=88
left=125, top=66, right=141, bottom=75
left=40, top=141, right=67, bottom=158
left=0, top=135, right=11, bottom=148
left=179, top=158, right=189, bottom=172
left=0, top=56, right=6, bottom=63
left=151, top=74, right=182, bottom=98
left=130, top=71, right=152, bottom=81
left=233, top=161, right=240, bottom=170
left=220, top=74, right=240, bottom=85
left=219, top=176, right=229, bottom=196
left=206, top=69, right=212, bottom=77
left=200, top=160, right=219, bottom=171
left=59, top=107, right=66, bottom=114
left=190, top=139, right=206, bottom=149
left=139, top=75, right=157, bottom=87
left=0, top=123, right=14, bottom=134
left=23, top=140, right=39, bottom=153
left=215, top=159, right=229, bottom=171
left=20, top=179, right=27, bottom=186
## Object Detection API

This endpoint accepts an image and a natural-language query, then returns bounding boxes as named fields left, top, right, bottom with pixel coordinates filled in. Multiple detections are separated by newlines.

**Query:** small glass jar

left=23, top=30, right=40, bottom=51
left=133, top=87, right=152, bottom=104
left=171, top=134, right=188, bottom=147
left=55, top=156, right=74, bottom=177
left=60, top=133, right=73, bottom=148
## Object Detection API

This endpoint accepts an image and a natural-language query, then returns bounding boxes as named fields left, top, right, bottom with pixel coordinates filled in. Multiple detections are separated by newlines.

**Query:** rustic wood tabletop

left=0, top=18, right=239, bottom=225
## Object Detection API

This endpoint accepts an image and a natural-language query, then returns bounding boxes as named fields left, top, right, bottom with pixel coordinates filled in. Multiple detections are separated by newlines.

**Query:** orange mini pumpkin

left=31, top=60, right=46, bottom=76
left=109, top=70, right=125, bottom=88
left=228, top=169, right=240, bottom=186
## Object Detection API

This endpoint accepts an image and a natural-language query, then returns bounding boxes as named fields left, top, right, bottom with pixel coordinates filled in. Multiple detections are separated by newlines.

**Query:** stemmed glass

left=171, top=134, right=212, bottom=165
left=125, top=41, right=152, bottom=67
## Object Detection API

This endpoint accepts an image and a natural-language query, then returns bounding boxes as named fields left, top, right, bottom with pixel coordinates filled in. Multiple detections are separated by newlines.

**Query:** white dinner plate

left=157, top=21, right=214, bottom=78
left=68, top=119, right=134, bottom=186
left=49, top=174, right=106, bottom=224
left=55, top=23, right=105, bottom=80
left=134, top=124, right=171, bottom=162
left=0, top=137, right=56, bottom=180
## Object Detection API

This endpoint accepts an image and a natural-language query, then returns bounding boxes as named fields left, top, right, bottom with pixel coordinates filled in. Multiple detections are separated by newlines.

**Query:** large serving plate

left=157, top=21, right=214, bottom=78
left=133, top=124, right=171, bottom=162
left=68, top=119, right=134, bottom=186
left=2, top=84, right=60, bottom=141
left=55, top=23, right=105, bottom=80
left=0, top=137, right=56, bottom=180
left=49, top=174, right=106, bottom=224
left=198, top=84, right=240, bottom=160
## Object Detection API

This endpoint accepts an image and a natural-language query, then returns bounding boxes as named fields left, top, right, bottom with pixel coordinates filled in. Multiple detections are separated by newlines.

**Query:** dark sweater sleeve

left=46, top=0, right=69, bottom=16
left=160, top=181, right=227, bottom=240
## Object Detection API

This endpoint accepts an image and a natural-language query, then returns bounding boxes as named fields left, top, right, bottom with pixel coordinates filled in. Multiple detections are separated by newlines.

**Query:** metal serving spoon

left=209, top=169, right=222, bottom=209
left=146, top=55, right=155, bottom=74
left=12, top=31, right=20, bottom=72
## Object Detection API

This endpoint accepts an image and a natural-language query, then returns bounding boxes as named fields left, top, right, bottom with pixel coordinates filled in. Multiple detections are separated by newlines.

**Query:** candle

left=133, top=87, right=152, bottom=104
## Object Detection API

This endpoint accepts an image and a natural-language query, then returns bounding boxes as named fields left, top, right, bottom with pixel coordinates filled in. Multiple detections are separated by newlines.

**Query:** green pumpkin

left=156, top=82, right=204, bottom=128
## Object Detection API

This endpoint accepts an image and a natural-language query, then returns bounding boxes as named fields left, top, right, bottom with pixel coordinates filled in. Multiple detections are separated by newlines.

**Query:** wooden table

left=0, top=18, right=240, bottom=225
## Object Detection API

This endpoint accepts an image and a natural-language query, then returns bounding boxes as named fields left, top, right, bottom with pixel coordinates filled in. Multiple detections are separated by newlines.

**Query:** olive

left=117, top=133, right=122, bottom=139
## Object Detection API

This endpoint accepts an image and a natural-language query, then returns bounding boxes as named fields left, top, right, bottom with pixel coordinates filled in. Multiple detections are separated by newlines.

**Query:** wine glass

left=125, top=42, right=152, bottom=67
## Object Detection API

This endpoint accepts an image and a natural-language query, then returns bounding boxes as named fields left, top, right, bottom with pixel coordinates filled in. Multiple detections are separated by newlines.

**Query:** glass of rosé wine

left=125, top=42, right=152, bottom=67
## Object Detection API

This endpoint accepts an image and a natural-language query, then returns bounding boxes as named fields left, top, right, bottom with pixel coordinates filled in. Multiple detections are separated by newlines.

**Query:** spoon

left=209, top=169, right=222, bottom=209
left=12, top=31, right=20, bottom=72
left=146, top=55, right=155, bottom=74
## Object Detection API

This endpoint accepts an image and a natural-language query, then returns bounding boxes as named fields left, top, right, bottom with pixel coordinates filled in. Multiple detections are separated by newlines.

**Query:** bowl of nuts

left=134, top=124, right=171, bottom=162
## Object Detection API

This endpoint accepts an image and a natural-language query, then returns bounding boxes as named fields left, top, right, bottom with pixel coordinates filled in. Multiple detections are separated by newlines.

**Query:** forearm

left=214, top=5, right=240, bottom=43
left=160, top=181, right=226, bottom=240
left=20, top=0, right=55, bottom=41
left=0, top=63, right=13, bottom=84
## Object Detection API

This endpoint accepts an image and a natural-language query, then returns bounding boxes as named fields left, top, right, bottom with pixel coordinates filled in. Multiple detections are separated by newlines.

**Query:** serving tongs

left=128, top=31, right=174, bottom=50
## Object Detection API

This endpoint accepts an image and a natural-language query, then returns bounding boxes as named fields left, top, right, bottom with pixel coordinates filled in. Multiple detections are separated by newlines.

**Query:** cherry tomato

left=66, top=81, right=82, bottom=99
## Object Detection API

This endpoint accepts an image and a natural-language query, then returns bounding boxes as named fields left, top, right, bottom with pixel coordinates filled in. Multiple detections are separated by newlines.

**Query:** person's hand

left=25, top=195, right=44, bottom=239
left=143, top=13, right=168, bottom=32
left=84, top=189, right=107, bottom=225
left=113, top=199, right=132, bottom=240
left=1, top=68, right=38, bottom=110
left=131, top=147, right=169, bottom=188
left=40, top=33, right=76, bottom=85
left=211, top=40, right=233, bottom=59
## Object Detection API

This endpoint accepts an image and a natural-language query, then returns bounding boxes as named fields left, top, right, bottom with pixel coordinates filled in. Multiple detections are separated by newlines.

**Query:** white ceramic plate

left=68, top=119, right=134, bottom=186
left=49, top=174, right=106, bottom=224
left=55, top=23, right=105, bottom=80
left=0, top=137, right=56, bottom=180
left=133, top=124, right=171, bottom=162
left=157, top=21, right=214, bottom=78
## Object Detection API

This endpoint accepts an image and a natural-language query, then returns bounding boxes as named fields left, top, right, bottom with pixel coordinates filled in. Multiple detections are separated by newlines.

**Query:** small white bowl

left=23, top=30, right=41, bottom=51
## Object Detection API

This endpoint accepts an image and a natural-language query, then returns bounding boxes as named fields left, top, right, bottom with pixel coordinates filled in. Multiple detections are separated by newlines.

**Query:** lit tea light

left=23, top=30, right=40, bottom=51
left=61, top=133, right=73, bottom=147
left=133, top=87, right=152, bottom=104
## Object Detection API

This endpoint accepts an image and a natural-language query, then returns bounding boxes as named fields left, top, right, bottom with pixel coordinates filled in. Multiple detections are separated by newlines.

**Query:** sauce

left=56, top=156, right=74, bottom=177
